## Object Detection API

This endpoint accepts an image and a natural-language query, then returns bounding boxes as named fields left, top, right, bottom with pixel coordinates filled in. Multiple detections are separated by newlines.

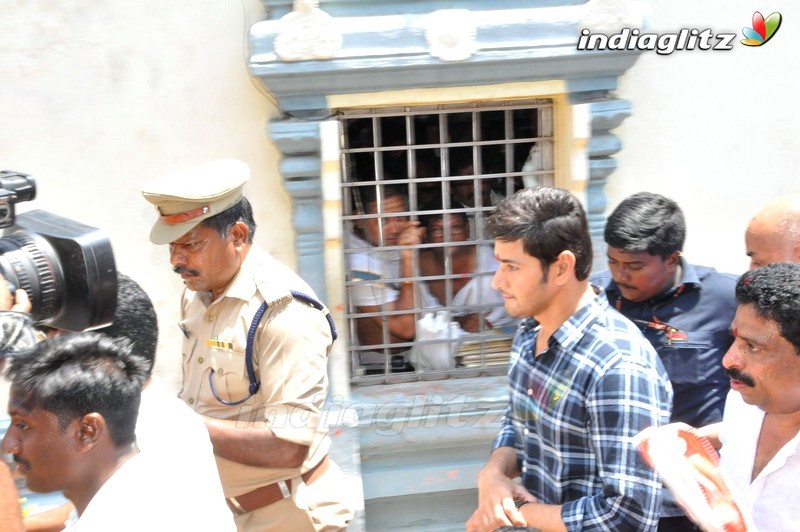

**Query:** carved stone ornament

left=275, top=0, right=342, bottom=62
left=424, top=9, right=478, bottom=62
left=580, top=0, right=648, bottom=34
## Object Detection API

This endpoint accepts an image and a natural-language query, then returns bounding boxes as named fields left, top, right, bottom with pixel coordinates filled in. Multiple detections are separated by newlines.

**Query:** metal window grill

left=339, top=100, right=555, bottom=385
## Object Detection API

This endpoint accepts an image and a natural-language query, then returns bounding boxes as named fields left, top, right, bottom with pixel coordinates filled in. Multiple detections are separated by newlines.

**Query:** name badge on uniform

left=206, top=338, right=233, bottom=350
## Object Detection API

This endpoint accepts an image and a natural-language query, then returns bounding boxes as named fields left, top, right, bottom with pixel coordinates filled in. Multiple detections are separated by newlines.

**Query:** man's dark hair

left=201, top=197, right=256, bottom=243
left=418, top=193, right=468, bottom=231
left=486, top=187, right=592, bottom=280
left=6, top=332, right=149, bottom=447
left=95, top=272, right=158, bottom=374
left=353, top=184, right=407, bottom=215
left=604, top=192, right=685, bottom=259
left=735, top=262, right=800, bottom=355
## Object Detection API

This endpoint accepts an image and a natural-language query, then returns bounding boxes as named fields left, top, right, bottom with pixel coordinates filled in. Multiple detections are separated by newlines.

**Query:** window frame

left=337, top=99, right=557, bottom=385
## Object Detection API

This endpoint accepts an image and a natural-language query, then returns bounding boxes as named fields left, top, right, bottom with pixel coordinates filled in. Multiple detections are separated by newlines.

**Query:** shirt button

left=206, top=315, right=214, bottom=322
left=521, top=465, right=527, bottom=473
left=523, top=428, right=529, bottom=436
left=188, top=398, right=195, bottom=405
left=198, top=357, right=204, bottom=364
left=217, top=368, right=225, bottom=375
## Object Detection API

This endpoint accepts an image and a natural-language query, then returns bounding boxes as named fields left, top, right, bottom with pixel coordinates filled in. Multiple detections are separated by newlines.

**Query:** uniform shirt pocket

left=653, top=331, right=716, bottom=384
left=204, top=342, right=251, bottom=404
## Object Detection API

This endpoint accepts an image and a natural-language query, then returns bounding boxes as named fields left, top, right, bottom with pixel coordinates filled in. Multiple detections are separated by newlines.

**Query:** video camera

left=1, top=170, right=117, bottom=331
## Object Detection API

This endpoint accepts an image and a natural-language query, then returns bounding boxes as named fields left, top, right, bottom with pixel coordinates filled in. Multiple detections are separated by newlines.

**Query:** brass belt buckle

left=226, top=496, right=248, bottom=516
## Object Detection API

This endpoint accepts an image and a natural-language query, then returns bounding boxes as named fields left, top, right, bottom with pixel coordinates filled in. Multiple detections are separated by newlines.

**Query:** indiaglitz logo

left=578, top=11, right=784, bottom=54
left=741, top=11, right=782, bottom=46
left=577, top=27, right=736, bottom=55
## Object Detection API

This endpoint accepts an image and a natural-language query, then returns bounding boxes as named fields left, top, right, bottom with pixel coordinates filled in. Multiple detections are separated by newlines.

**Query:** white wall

left=612, top=0, right=799, bottom=275
left=0, top=0, right=288, bottom=392
left=3, top=0, right=798, bottom=398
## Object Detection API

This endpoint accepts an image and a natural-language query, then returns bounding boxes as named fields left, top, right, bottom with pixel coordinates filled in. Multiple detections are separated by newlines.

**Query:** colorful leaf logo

left=741, top=11, right=782, bottom=46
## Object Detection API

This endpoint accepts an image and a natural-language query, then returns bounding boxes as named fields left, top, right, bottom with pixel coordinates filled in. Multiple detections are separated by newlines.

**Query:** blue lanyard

left=209, top=290, right=337, bottom=406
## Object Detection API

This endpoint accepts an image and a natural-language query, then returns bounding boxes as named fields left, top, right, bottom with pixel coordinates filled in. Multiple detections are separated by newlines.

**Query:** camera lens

left=1, top=172, right=116, bottom=331
left=0, top=231, right=60, bottom=323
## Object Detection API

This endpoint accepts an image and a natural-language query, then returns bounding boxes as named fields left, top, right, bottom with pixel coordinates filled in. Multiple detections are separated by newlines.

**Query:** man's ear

left=75, top=413, right=105, bottom=452
left=554, top=250, right=576, bottom=285
left=230, top=222, right=250, bottom=247
left=666, top=251, right=682, bottom=268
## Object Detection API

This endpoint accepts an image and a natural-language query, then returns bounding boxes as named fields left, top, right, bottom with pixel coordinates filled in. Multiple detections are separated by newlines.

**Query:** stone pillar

left=586, top=99, right=631, bottom=269
left=269, top=116, right=328, bottom=300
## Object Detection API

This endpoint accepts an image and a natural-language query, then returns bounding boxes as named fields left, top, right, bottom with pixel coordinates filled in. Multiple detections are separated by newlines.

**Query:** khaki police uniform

left=142, top=160, right=354, bottom=531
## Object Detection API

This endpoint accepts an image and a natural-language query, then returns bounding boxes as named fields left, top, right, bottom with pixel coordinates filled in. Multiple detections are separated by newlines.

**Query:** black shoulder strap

left=244, top=290, right=337, bottom=396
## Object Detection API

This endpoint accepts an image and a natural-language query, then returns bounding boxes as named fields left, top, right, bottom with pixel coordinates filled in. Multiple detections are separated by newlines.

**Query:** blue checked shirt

left=493, top=288, right=673, bottom=531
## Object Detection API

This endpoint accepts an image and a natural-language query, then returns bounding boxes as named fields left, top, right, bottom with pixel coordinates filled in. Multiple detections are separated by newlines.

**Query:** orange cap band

left=159, top=205, right=210, bottom=225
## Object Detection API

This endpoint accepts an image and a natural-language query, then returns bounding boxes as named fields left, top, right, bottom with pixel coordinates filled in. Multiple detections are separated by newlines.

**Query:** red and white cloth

left=636, top=423, right=751, bottom=532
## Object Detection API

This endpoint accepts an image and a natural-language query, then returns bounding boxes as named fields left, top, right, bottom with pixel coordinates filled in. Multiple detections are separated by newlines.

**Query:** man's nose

left=2, top=431, right=18, bottom=454
left=491, top=269, right=503, bottom=290
left=169, top=246, right=186, bottom=267
left=610, top=264, right=630, bottom=282
left=722, top=340, right=742, bottom=370
left=384, top=217, right=404, bottom=233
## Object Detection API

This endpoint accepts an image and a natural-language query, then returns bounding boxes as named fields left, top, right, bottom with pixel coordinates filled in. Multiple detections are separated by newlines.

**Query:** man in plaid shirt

left=467, top=187, right=673, bottom=532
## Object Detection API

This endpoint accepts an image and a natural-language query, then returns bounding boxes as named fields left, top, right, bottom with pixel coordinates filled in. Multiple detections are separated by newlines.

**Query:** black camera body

left=1, top=170, right=117, bottom=331
left=0, top=170, right=35, bottom=229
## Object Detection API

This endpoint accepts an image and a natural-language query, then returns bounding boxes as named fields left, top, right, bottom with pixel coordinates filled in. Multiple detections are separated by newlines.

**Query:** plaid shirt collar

left=518, top=286, right=609, bottom=357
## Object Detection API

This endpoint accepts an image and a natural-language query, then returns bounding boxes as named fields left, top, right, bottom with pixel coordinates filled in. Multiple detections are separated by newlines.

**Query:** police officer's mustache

left=173, top=266, right=200, bottom=277
left=726, top=367, right=755, bottom=387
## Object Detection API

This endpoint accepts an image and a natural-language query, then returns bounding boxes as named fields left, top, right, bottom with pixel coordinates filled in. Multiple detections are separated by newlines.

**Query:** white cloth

left=719, top=390, right=800, bottom=531
left=62, top=450, right=233, bottom=531
left=63, top=381, right=236, bottom=530
left=411, top=310, right=464, bottom=370
left=417, top=245, right=519, bottom=331
left=135, top=377, right=235, bottom=529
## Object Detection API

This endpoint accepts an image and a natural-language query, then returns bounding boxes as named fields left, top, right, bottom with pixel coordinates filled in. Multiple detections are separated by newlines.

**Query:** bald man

left=745, top=193, right=800, bottom=269
left=698, top=192, right=800, bottom=450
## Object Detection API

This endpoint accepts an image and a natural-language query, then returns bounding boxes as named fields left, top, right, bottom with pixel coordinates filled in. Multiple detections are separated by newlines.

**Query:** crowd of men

left=466, top=189, right=800, bottom=532
left=2, top=160, right=355, bottom=532
left=2, top=158, right=799, bottom=532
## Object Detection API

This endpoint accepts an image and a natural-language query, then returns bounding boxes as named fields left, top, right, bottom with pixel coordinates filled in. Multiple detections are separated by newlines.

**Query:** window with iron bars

left=340, top=100, right=555, bottom=385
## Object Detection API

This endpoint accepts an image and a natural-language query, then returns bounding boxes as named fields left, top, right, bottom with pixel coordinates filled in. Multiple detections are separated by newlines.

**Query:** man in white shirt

left=417, top=196, right=519, bottom=334
left=104, top=274, right=235, bottom=530
left=348, top=184, right=425, bottom=372
left=719, top=262, right=800, bottom=531
left=4, top=274, right=236, bottom=531
left=3, top=331, right=237, bottom=531
left=3, top=333, right=148, bottom=529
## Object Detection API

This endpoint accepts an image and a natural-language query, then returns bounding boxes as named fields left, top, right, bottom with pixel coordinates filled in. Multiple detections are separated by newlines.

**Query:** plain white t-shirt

left=63, top=378, right=236, bottom=531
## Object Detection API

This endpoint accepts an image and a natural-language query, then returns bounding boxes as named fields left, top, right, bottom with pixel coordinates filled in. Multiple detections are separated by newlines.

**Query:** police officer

left=141, top=160, right=354, bottom=531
